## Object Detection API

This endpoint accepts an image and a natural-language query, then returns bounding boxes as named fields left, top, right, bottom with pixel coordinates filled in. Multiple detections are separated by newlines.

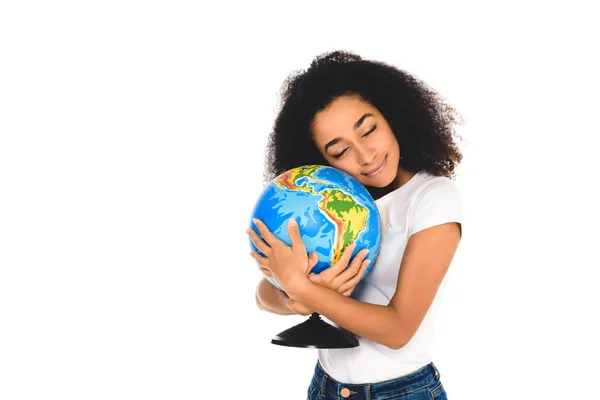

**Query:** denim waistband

left=311, top=361, right=440, bottom=400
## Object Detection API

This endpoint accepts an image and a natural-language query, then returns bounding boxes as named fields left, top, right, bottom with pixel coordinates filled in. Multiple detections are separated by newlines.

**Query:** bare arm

left=288, top=222, right=462, bottom=349
left=253, top=242, right=370, bottom=316
left=255, top=277, right=296, bottom=315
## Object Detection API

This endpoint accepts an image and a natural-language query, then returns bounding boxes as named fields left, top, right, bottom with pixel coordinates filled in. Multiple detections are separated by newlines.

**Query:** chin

left=365, top=172, right=396, bottom=188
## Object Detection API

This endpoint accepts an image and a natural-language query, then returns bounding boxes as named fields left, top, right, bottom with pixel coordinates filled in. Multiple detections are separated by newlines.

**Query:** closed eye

left=332, top=148, right=348, bottom=159
left=332, top=126, right=376, bottom=159
left=362, top=125, right=376, bottom=137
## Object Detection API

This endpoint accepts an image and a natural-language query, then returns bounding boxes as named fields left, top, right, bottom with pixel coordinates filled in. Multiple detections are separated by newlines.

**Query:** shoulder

left=415, top=173, right=461, bottom=203
left=408, top=173, right=463, bottom=236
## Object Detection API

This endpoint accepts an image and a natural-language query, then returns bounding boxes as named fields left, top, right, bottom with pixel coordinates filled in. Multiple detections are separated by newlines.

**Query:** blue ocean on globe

left=249, top=165, right=382, bottom=291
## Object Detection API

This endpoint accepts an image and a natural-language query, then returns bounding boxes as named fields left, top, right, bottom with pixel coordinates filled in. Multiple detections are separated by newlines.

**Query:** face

left=312, top=95, right=401, bottom=188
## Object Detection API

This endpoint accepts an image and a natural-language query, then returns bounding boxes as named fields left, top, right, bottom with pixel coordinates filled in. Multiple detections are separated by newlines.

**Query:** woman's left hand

left=247, top=218, right=311, bottom=295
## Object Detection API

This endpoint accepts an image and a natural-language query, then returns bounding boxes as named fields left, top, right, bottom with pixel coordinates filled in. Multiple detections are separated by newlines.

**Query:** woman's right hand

left=308, top=243, right=371, bottom=296
left=285, top=252, right=319, bottom=316
left=287, top=243, right=371, bottom=315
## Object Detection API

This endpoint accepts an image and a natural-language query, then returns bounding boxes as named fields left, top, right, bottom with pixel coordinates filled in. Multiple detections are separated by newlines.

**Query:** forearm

left=289, top=281, right=405, bottom=349
left=255, top=278, right=294, bottom=315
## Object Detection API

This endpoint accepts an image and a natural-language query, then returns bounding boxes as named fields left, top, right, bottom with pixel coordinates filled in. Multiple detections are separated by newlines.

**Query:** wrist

left=285, top=275, right=313, bottom=302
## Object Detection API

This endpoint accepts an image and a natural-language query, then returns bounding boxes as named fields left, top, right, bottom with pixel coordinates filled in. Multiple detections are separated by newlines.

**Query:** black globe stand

left=271, top=312, right=359, bottom=349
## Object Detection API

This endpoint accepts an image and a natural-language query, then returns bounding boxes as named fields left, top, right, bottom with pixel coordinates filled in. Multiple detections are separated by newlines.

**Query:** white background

left=1, top=1, right=599, bottom=399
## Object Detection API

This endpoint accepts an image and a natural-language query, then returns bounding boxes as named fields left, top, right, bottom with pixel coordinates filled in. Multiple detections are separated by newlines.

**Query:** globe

left=249, top=165, right=382, bottom=292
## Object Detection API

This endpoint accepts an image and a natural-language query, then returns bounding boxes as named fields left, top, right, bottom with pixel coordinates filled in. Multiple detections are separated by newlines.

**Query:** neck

left=394, top=167, right=416, bottom=188
left=368, top=168, right=417, bottom=201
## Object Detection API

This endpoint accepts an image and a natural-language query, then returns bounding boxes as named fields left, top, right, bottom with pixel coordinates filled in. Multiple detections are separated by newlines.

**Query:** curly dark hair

left=264, top=50, right=464, bottom=199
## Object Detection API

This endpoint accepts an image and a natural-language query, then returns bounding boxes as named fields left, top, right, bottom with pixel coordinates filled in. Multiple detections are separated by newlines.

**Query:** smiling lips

left=364, top=156, right=387, bottom=177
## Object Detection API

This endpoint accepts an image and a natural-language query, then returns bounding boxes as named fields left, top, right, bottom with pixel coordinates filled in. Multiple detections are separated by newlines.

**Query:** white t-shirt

left=317, top=170, right=463, bottom=384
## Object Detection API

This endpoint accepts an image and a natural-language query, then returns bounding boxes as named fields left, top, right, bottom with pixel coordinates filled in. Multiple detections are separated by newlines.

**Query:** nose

left=355, top=143, right=376, bottom=165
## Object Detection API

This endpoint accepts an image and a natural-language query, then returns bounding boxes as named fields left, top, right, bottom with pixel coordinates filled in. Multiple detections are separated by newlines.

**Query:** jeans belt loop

left=320, top=373, right=327, bottom=397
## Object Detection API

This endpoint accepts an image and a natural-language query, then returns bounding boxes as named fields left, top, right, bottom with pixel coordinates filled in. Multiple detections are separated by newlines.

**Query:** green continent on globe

left=273, top=165, right=369, bottom=265
left=319, top=189, right=368, bottom=264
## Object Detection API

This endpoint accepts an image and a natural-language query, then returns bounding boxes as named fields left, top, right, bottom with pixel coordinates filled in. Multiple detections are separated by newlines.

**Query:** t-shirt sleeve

left=408, top=178, right=463, bottom=237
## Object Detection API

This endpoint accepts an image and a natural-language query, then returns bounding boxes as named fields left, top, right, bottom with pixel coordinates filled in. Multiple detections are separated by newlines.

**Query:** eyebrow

left=324, top=113, right=374, bottom=153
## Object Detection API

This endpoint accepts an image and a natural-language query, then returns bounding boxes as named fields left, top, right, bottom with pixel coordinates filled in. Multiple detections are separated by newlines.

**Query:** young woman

left=248, top=50, right=463, bottom=399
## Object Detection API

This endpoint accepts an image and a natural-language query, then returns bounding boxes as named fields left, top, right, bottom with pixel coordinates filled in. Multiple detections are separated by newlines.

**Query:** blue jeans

left=307, top=361, right=447, bottom=400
